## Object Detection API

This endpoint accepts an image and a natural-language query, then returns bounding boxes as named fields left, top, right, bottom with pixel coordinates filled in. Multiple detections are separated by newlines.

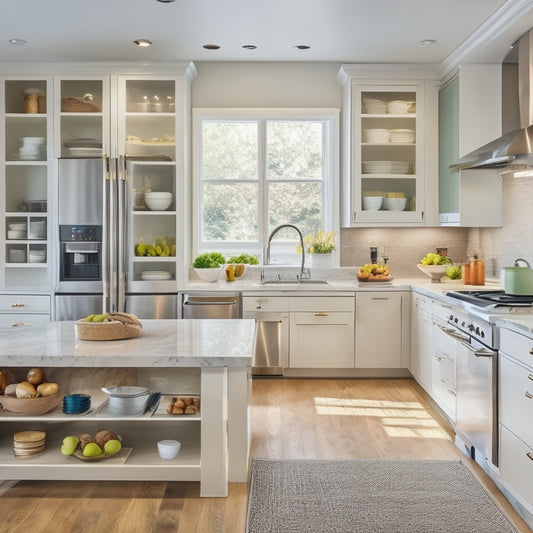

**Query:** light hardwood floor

left=1, top=378, right=531, bottom=533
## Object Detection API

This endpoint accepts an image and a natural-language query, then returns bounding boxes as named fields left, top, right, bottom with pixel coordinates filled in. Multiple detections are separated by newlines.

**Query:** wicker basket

left=61, top=96, right=101, bottom=113
left=0, top=392, right=61, bottom=415
left=75, top=320, right=142, bottom=341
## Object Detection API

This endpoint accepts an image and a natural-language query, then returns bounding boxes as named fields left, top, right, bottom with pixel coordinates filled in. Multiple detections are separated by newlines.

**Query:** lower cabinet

left=410, top=293, right=433, bottom=389
left=0, top=293, right=51, bottom=328
left=498, top=327, right=533, bottom=515
left=355, top=292, right=407, bottom=368
left=289, top=296, right=355, bottom=368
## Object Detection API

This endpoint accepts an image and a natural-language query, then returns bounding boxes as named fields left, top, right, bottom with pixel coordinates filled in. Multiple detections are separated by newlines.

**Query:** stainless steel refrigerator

left=55, top=158, right=177, bottom=320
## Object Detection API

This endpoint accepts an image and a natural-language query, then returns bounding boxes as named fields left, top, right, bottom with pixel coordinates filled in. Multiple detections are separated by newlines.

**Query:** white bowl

left=193, top=266, right=224, bottom=282
left=145, top=192, right=172, bottom=211
left=387, top=100, right=414, bottom=114
left=157, top=439, right=181, bottom=460
left=362, top=196, right=383, bottom=210
left=383, top=197, right=407, bottom=211
left=362, top=98, right=387, bottom=114
left=417, top=264, right=448, bottom=283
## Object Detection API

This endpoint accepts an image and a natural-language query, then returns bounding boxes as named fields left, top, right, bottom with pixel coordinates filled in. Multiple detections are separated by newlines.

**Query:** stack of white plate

left=387, top=100, right=415, bottom=114
left=7, top=222, right=27, bottom=239
left=64, top=138, right=102, bottom=157
left=104, top=386, right=151, bottom=416
left=362, top=161, right=410, bottom=174
left=29, top=249, right=46, bottom=263
left=144, top=192, right=173, bottom=211
left=18, top=137, right=46, bottom=160
left=29, top=220, right=46, bottom=239
left=362, top=97, right=387, bottom=114
left=389, top=129, right=415, bottom=143
left=363, top=129, right=390, bottom=143
left=141, top=270, right=172, bottom=281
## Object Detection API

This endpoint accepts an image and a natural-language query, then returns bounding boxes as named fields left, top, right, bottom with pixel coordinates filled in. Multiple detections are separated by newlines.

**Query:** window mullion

left=258, top=120, right=268, bottom=258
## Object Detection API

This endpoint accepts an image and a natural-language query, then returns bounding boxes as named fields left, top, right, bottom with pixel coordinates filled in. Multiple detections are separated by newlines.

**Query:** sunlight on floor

left=314, top=397, right=451, bottom=440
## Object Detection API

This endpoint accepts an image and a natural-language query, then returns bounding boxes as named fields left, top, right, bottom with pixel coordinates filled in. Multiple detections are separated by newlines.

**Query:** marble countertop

left=0, top=319, right=255, bottom=368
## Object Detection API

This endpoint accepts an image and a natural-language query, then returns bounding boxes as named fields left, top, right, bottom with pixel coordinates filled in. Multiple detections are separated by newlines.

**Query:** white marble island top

left=0, top=319, right=255, bottom=367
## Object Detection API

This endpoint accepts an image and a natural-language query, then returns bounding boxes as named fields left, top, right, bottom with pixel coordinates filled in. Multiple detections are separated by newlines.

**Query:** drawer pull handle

left=11, top=321, right=26, bottom=327
left=530, top=348, right=533, bottom=355
left=529, top=374, right=533, bottom=382
left=11, top=303, right=25, bottom=308
left=527, top=452, right=533, bottom=462
left=434, top=355, right=442, bottom=361
left=525, top=391, right=533, bottom=400
left=314, top=312, right=328, bottom=317
left=256, top=305, right=262, bottom=309
left=447, top=389, right=456, bottom=397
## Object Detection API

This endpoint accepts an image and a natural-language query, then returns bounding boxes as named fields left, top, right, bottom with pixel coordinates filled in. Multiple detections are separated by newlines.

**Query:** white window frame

left=192, top=108, right=340, bottom=265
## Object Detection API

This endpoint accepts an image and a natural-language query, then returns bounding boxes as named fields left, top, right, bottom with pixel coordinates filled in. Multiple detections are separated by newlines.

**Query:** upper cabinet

left=438, top=65, right=502, bottom=227
left=338, top=65, right=439, bottom=227
left=1, top=78, right=53, bottom=291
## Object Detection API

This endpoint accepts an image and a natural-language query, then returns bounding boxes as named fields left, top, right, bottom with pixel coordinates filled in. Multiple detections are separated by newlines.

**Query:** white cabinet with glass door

left=338, top=66, right=439, bottom=227
left=2, top=78, right=53, bottom=291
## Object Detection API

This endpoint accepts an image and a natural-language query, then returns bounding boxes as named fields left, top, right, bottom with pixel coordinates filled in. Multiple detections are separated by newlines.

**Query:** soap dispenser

left=370, top=247, right=378, bottom=264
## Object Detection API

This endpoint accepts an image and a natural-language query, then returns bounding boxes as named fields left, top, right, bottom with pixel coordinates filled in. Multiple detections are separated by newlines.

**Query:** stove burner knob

left=454, top=318, right=459, bottom=323
left=480, top=331, right=485, bottom=338
left=468, top=324, right=475, bottom=332
left=449, top=314, right=454, bottom=321
left=461, top=321, right=466, bottom=327
left=475, top=327, right=480, bottom=335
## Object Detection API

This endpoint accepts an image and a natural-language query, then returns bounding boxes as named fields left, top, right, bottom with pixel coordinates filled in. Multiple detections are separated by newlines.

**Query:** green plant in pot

left=192, top=252, right=226, bottom=282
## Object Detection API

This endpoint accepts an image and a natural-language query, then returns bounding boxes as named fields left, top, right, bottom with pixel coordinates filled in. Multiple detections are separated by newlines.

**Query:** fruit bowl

left=417, top=264, right=448, bottom=283
left=0, top=392, right=61, bottom=415
left=193, top=266, right=224, bottom=282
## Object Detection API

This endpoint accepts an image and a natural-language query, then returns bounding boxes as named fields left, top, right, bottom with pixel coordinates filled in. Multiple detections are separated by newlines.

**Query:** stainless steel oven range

left=444, top=289, right=533, bottom=467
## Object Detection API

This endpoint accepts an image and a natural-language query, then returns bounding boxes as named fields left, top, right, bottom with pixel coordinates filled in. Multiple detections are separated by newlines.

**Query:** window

left=193, top=109, right=339, bottom=264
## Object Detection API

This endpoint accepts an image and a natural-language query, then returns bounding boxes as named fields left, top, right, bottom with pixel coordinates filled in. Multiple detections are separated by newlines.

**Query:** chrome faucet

left=265, top=223, right=306, bottom=281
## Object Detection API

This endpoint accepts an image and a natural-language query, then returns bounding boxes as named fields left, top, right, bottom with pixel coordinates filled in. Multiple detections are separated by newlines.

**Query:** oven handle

left=457, top=339, right=496, bottom=358
left=438, top=324, right=470, bottom=343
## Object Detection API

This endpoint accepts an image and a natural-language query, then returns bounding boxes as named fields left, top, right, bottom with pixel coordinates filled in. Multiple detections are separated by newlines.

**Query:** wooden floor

left=1, top=378, right=531, bottom=533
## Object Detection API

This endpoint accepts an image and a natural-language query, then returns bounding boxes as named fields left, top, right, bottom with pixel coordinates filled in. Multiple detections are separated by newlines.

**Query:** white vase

left=309, top=253, right=333, bottom=268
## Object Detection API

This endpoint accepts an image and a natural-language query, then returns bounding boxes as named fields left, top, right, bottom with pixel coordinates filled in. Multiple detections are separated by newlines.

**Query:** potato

left=36, top=382, right=59, bottom=397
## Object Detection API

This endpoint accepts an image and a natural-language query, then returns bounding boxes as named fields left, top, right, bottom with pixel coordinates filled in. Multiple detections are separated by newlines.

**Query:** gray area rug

left=246, top=459, right=519, bottom=533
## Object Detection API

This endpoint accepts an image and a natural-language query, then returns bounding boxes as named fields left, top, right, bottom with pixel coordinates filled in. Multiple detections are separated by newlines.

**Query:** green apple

left=60, top=436, right=79, bottom=456
left=446, top=265, right=462, bottom=280
left=82, top=442, right=103, bottom=457
left=104, top=439, right=122, bottom=456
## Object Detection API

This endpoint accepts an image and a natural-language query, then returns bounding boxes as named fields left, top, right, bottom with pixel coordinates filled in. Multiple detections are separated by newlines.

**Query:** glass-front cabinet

left=119, top=78, right=179, bottom=290
left=2, top=78, right=52, bottom=291
left=338, top=66, right=439, bottom=227
left=356, top=86, right=421, bottom=224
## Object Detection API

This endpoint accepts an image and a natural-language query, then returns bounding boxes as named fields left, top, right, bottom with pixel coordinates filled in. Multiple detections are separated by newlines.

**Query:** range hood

left=451, top=29, right=533, bottom=173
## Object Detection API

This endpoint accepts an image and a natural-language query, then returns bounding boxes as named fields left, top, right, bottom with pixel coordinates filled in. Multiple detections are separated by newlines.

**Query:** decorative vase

left=309, top=253, right=333, bottom=268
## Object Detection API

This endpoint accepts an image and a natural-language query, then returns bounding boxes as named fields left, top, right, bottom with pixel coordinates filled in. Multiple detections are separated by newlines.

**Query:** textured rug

left=246, top=459, right=519, bottom=533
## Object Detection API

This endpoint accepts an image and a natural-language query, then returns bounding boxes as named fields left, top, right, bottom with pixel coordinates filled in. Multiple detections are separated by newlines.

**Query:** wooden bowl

left=75, top=320, right=142, bottom=341
left=0, top=392, right=61, bottom=415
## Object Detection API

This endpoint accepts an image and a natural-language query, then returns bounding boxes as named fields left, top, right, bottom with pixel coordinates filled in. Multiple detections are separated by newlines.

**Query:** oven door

left=455, top=334, right=498, bottom=467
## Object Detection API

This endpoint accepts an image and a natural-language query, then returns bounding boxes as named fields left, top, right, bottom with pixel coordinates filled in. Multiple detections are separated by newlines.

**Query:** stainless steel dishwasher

left=180, top=292, right=242, bottom=319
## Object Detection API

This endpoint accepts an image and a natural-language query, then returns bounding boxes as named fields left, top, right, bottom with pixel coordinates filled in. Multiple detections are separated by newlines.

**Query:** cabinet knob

left=256, top=305, right=262, bottom=309
left=529, top=348, right=533, bottom=355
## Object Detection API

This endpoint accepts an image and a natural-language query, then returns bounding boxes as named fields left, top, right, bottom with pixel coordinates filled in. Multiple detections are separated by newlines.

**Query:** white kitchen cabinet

left=1, top=78, right=53, bottom=291
left=289, top=296, right=355, bottom=368
left=338, top=65, right=439, bottom=227
left=498, top=326, right=533, bottom=514
left=410, top=292, right=432, bottom=390
left=355, top=291, right=409, bottom=368
left=0, top=293, right=51, bottom=328
left=438, top=65, right=502, bottom=227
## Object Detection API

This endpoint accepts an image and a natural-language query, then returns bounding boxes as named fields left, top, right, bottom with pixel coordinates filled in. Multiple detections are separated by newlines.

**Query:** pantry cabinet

left=338, top=65, right=439, bottom=227
left=1, top=78, right=53, bottom=292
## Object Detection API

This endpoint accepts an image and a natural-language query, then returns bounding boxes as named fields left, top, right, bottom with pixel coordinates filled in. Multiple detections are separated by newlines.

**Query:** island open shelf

left=0, top=319, right=254, bottom=497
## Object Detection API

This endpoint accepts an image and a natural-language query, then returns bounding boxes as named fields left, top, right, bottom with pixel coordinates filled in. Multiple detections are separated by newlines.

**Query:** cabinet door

left=411, top=293, right=432, bottom=390
left=289, top=312, right=354, bottom=368
left=356, top=292, right=402, bottom=368
left=353, top=84, right=424, bottom=225
left=3, top=78, right=53, bottom=291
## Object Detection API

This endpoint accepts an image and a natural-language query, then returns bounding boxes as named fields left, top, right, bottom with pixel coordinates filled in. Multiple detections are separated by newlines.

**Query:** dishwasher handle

left=183, top=300, right=237, bottom=306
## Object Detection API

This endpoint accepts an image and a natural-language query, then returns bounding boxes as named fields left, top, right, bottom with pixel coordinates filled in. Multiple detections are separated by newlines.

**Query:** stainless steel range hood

left=451, top=29, right=533, bottom=173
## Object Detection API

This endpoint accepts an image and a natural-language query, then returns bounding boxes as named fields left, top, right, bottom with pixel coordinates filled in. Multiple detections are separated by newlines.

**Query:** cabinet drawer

left=0, top=314, right=50, bottom=328
left=500, top=355, right=533, bottom=446
left=289, top=296, right=354, bottom=312
left=242, top=297, right=289, bottom=313
left=500, top=424, right=533, bottom=507
left=499, top=327, right=533, bottom=368
left=0, top=294, right=51, bottom=314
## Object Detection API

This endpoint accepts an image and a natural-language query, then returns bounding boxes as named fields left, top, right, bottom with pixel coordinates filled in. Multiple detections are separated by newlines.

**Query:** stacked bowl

left=362, top=161, right=410, bottom=175
left=13, top=430, right=46, bottom=458
left=103, top=386, right=151, bottom=416
left=144, top=192, right=173, bottom=211
left=63, top=394, right=91, bottom=414
left=362, top=97, right=387, bottom=114
left=363, top=128, right=389, bottom=143
left=389, top=129, right=415, bottom=143
left=18, top=137, right=46, bottom=160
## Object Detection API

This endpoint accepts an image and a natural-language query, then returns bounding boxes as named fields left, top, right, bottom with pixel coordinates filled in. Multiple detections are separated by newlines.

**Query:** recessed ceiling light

left=242, top=45, right=257, bottom=50
left=293, top=45, right=310, bottom=50
left=9, top=38, right=27, bottom=46
left=420, top=39, right=436, bottom=45
left=157, top=0, right=175, bottom=2
left=134, top=39, right=152, bottom=47
left=203, top=44, right=221, bottom=50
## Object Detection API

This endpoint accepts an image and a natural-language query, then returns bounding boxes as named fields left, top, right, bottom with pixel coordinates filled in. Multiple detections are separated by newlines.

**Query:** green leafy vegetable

left=192, top=252, right=226, bottom=268
left=227, top=253, right=259, bottom=265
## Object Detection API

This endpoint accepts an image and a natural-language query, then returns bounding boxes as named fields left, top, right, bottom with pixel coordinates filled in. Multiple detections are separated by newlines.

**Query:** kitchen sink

left=256, top=280, right=331, bottom=286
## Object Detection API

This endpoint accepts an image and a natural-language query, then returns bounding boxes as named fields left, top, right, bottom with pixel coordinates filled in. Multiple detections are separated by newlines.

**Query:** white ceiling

left=1, top=0, right=533, bottom=68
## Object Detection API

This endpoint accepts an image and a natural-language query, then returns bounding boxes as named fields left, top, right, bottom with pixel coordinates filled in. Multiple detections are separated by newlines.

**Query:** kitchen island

left=0, top=319, right=255, bottom=497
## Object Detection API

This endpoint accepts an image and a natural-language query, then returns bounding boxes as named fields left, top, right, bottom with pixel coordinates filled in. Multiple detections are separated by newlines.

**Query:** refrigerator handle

left=117, top=155, right=127, bottom=312
left=102, top=154, right=111, bottom=314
